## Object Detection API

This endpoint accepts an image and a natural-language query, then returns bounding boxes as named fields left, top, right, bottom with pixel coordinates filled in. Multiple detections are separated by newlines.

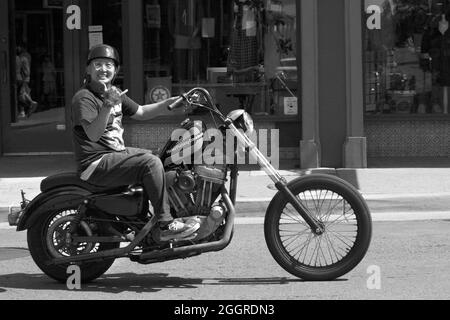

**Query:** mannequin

left=168, top=0, right=203, bottom=82
left=228, top=0, right=263, bottom=79
left=422, top=10, right=450, bottom=114
left=439, top=14, right=449, bottom=114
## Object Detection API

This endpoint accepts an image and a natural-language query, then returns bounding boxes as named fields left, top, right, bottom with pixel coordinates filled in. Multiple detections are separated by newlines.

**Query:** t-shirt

left=71, top=84, right=139, bottom=173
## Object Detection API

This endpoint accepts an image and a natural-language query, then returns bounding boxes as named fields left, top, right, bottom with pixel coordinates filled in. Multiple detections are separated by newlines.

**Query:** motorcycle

left=8, top=87, right=372, bottom=283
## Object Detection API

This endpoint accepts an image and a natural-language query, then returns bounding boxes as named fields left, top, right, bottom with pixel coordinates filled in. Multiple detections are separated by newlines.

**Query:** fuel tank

left=160, top=119, right=206, bottom=167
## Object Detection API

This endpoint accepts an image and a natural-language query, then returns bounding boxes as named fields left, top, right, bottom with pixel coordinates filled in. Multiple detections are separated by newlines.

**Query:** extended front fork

left=274, top=180, right=324, bottom=235
left=230, top=123, right=324, bottom=236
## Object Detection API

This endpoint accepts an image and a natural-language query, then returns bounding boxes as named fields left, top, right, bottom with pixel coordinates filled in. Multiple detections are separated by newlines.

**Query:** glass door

left=1, top=0, right=71, bottom=155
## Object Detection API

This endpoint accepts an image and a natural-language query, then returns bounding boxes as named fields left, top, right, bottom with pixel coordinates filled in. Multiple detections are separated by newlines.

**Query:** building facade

left=1, top=0, right=443, bottom=169
left=363, top=0, right=450, bottom=166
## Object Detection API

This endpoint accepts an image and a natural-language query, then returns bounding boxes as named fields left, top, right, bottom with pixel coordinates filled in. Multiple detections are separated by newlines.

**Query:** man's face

left=87, top=58, right=117, bottom=86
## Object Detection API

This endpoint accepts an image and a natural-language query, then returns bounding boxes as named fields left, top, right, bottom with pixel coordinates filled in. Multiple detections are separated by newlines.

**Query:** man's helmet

left=87, top=44, right=120, bottom=67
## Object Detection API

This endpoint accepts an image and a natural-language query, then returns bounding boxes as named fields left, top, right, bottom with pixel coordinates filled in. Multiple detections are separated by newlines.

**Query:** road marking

left=236, top=192, right=450, bottom=203
left=1, top=211, right=450, bottom=230
left=236, top=212, right=450, bottom=224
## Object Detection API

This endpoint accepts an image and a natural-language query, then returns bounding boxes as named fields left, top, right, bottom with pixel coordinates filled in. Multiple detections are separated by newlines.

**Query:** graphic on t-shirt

left=103, top=103, right=126, bottom=152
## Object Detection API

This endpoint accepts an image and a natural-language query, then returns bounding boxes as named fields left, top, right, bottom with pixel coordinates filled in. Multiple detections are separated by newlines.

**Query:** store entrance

left=0, top=0, right=71, bottom=155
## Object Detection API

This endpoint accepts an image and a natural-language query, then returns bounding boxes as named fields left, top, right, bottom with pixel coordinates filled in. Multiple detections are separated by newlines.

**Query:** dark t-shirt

left=71, top=84, right=139, bottom=173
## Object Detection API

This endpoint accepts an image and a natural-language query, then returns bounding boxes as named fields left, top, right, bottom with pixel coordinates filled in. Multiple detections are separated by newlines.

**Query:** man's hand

left=166, top=96, right=195, bottom=115
left=102, top=83, right=123, bottom=108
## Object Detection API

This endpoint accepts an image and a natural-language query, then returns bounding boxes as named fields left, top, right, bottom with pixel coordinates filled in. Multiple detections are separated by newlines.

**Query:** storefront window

left=91, top=0, right=124, bottom=87
left=142, top=0, right=298, bottom=117
left=12, top=0, right=65, bottom=126
left=364, top=0, right=450, bottom=115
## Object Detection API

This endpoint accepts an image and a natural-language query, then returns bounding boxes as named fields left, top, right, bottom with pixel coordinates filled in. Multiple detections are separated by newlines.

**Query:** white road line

left=1, top=211, right=450, bottom=230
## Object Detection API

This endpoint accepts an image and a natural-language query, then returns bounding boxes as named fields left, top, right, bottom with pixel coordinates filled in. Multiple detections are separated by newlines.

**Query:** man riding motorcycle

left=71, top=44, right=200, bottom=241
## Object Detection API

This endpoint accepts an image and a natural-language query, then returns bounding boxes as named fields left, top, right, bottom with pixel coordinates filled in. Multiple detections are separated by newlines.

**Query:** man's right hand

left=102, top=82, right=122, bottom=108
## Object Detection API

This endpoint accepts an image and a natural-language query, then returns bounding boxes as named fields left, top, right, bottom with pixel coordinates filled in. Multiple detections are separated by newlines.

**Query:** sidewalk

left=2, top=155, right=450, bottom=221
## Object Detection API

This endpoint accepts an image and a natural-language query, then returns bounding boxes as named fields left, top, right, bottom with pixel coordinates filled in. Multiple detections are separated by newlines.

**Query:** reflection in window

left=91, top=0, right=124, bottom=88
left=12, top=1, right=65, bottom=127
left=143, top=0, right=298, bottom=117
left=364, top=0, right=450, bottom=115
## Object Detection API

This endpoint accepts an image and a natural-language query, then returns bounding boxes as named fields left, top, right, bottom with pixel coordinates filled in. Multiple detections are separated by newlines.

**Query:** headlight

left=242, top=112, right=255, bottom=135
left=227, top=110, right=255, bottom=135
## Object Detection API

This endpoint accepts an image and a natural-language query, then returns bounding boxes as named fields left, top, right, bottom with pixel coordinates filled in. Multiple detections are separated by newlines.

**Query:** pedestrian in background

left=16, top=43, right=38, bottom=118
left=41, top=54, right=57, bottom=110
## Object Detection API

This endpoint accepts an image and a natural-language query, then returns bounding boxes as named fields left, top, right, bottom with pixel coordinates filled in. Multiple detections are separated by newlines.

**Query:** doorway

left=0, top=0, right=71, bottom=155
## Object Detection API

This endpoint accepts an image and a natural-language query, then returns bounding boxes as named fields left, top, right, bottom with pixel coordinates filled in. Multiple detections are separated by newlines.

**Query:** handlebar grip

left=168, top=96, right=186, bottom=111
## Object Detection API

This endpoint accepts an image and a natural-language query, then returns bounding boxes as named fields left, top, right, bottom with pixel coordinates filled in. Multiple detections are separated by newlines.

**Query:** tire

left=27, top=207, right=119, bottom=284
left=264, top=174, right=372, bottom=281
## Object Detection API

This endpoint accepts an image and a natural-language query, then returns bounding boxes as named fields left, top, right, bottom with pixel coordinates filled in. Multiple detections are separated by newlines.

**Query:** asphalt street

left=0, top=219, right=449, bottom=300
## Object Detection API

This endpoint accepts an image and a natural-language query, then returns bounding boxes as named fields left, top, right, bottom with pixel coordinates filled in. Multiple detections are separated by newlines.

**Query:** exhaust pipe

left=51, top=187, right=235, bottom=265
left=136, top=188, right=235, bottom=263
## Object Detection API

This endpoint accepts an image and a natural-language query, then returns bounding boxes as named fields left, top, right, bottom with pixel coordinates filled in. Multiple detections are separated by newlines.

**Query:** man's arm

left=82, top=105, right=113, bottom=142
left=82, top=84, right=124, bottom=142
left=131, top=96, right=182, bottom=121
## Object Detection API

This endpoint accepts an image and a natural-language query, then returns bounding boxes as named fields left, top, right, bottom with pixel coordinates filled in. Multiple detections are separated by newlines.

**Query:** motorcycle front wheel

left=27, top=206, right=119, bottom=284
left=264, top=174, right=372, bottom=281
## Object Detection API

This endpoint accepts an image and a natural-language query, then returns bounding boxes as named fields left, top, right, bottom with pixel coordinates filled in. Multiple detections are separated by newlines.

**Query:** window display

left=142, top=0, right=298, bottom=117
left=364, top=0, right=450, bottom=115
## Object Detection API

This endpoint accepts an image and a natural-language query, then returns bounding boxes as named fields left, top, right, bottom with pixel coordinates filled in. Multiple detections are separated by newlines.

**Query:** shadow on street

left=0, top=272, right=342, bottom=294
left=0, top=248, right=30, bottom=262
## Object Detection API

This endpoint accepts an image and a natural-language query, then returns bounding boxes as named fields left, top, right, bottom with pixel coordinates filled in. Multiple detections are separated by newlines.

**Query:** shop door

left=0, top=1, right=71, bottom=155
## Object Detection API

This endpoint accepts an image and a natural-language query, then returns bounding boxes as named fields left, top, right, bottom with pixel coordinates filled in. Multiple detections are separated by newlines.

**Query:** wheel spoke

left=308, top=236, right=321, bottom=266
left=272, top=185, right=363, bottom=269
left=327, top=229, right=355, bottom=250
left=322, top=198, right=345, bottom=224
left=288, top=232, right=310, bottom=261
left=324, top=232, right=345, bottom=261
left=323, top=232, right=340, bottom=264
left=326, top=214, right=357, bottom=228
left=280, top=211, right=304, bottom=225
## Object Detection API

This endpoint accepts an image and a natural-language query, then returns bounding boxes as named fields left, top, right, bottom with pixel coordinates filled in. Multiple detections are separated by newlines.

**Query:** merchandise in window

left=142, top=0, right=299, bottom=118
left=364, top=0, right=450, bottom=115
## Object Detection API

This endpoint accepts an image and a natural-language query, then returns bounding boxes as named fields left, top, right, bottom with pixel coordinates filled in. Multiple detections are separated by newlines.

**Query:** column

left=63, top=0, right=89, bottom=128
left=122, top=0, right=144, bottom=103
left=299, top=0, right=321, bottom=169
left=343, top=0, right=367, bottom=168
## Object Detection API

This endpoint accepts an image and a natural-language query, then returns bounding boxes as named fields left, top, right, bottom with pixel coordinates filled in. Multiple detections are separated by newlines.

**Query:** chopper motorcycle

left=9, top=87, right=372, bottom=283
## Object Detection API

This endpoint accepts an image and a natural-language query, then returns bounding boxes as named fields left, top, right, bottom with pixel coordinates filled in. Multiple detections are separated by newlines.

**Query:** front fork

left=230, top=124, right=324, bottom=235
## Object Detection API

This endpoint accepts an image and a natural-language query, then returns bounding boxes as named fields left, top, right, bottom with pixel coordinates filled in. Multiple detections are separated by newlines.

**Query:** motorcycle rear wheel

left=264, top=174, right=372, bottom=281
left=27, top=207, right=119, bottom=284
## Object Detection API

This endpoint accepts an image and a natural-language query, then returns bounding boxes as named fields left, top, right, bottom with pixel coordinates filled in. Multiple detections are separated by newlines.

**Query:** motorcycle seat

left=40, top=173, right=127, bottom=193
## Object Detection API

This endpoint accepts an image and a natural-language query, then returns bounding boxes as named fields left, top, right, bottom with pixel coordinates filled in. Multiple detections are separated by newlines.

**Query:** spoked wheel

left=27, top=207, right=119, bottom=284
left=264, top=174, right=372, bottom=281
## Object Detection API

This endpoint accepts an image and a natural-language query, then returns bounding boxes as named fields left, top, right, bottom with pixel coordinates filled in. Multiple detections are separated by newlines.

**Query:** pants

left=87, top=147, right=172, bottom=223
left=17, top=81, right=33, bottom=113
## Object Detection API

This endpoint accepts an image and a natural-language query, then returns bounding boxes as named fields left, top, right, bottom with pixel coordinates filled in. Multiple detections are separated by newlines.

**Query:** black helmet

left=87, top=44, right=120, bottom=67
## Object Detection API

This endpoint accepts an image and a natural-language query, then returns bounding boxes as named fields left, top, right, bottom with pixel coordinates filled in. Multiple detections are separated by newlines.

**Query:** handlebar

left=167, top=87, right=226, bottom=121
left=167, top=94, right=187, bottom=111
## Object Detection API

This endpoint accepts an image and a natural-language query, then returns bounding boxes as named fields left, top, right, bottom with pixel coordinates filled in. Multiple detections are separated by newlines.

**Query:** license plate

left=8, top=206, right=23, bottom=227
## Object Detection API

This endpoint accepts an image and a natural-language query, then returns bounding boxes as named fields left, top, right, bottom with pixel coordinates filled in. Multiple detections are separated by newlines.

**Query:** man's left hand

left=165, top=96, right=195, bottom=115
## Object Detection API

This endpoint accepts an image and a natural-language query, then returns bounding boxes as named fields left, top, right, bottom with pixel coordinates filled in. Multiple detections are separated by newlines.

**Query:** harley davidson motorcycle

left=9, top=87, right=372, bottom=283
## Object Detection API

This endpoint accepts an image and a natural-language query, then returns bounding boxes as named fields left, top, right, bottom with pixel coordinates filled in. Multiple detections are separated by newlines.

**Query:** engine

left=166, top=165, right=227, bottom=217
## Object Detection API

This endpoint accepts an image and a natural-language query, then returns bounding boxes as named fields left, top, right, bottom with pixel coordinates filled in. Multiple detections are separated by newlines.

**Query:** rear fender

left=17, top=187, right=91, bottom=231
